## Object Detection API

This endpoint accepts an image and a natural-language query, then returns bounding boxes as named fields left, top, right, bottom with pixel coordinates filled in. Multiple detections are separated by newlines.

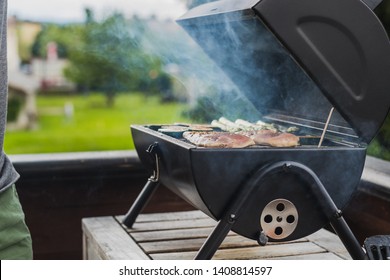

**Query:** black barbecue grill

left=123, top=0, right=390, bottom=260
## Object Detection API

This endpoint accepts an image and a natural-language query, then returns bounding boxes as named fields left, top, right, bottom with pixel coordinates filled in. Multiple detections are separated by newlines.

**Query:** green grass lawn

left=5, top=92, right=390, bottom=161
left=4, top=93, right=190, bottom=154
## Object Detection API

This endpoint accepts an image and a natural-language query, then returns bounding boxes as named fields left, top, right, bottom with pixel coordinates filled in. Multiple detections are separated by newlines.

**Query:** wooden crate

left=82, top=210, right=351, bottom=260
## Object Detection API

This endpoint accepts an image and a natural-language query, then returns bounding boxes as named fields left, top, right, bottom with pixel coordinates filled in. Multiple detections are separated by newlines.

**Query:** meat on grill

left=183, top=129, right=300, bottom=148
left=241, top=130, right=300, bottom=147
left=183, top=131, right=255, bottom=148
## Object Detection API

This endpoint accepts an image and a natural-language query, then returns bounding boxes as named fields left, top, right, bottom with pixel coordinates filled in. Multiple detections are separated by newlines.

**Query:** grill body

left=132, top=124, right=366, bottom=241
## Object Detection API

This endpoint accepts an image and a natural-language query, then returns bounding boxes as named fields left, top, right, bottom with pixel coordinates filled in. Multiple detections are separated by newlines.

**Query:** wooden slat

left=305, top=229, right=352, bottom=260
left=209, top=241, right=328, bottom=260
left=124, top=217, right=217, bottom=232
left=131, top=226, right=234, bottom=242
left=267, top=252, right=344, bottom=260
left=117, top=210, right=209, bottom=223
left=151, top=242, right=327, bottom=260
left=82, top=216, right=149, bottom=260
left=139, top=234, right=259, bottom=254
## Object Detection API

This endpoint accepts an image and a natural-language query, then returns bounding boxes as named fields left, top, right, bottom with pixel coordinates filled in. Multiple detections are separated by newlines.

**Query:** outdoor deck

left=82, top=210, right=351, bottom=260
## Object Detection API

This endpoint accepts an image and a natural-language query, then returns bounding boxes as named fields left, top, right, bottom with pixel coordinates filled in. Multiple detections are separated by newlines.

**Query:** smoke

left=139, top=17, right=263, bottom=121
left=139, top=0, right=355, bottom=130
left=140, top=19, right=231, bottom=94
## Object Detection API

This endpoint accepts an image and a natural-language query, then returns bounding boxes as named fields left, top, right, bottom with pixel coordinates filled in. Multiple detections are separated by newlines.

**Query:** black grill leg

left=285, top=162, right=367, bottom=260
left=123, top=142, right=161, bottom=228
left=122, top=178, right=160, bottom=228
left=195, top=217, right=234, bottom=260
left=330, top=212, right=367, bottom=260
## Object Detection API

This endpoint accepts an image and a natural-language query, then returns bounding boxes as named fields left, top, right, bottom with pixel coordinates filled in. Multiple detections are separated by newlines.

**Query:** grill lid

left=177, top=0, right=390, bottom=143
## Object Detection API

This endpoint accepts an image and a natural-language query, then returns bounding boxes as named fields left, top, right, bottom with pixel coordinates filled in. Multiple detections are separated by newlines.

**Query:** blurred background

left=5, top=0, right=390, bottom=159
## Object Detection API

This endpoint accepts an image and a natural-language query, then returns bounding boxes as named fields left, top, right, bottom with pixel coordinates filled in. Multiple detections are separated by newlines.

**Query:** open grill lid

left=177, top=0, right=390, bottom=143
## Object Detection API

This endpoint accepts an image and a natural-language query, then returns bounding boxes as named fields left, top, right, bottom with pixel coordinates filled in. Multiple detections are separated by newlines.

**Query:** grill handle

left=122, top=143, right=161, bottom=228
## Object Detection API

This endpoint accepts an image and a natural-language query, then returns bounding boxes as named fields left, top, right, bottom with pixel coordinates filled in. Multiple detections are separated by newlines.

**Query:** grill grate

left=364, top=235, right=390, bottom=260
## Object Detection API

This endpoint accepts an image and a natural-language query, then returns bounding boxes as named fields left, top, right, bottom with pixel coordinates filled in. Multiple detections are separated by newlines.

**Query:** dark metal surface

left=362, top=0, right=383, bottom=10
left=255, top=0, right=390, bottom=144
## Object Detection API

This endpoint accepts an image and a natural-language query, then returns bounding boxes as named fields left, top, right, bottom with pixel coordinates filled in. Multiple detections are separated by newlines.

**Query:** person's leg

left=0, top=185, right=33, bottom=259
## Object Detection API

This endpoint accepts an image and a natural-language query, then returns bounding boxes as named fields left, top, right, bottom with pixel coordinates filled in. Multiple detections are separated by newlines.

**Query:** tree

left=31, top=9, right=171, bottom=106
left=31, top=25, right=69, bottom=59
left=63, top=11, right=162, bottom=106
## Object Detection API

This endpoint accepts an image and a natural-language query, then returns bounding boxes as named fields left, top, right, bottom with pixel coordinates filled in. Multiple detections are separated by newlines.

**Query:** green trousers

left=0, top=185, right=33, bottom=259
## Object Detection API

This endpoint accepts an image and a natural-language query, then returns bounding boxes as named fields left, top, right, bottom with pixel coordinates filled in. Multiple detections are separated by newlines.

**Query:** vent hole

left=276, top=203, right=285, bottom=211
left=264, top=215, right=273, bottom=223
left=275, top=227, right=283, bottom=236
left=287, top=215, right=295, bottom=224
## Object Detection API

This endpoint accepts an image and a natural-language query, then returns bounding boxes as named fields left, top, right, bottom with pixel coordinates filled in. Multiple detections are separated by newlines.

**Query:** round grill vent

left=260, top=199, right=299, bottom=240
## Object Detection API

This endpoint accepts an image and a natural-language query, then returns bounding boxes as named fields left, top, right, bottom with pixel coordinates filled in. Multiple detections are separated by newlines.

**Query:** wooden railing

left=9, top=152, right=390, bottom=260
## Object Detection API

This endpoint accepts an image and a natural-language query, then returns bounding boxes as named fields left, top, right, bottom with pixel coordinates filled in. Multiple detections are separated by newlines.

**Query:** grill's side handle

left=122, top=143, right=161, bottom=228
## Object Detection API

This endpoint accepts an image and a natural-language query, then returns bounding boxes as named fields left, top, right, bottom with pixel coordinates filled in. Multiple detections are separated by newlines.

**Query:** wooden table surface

left=82, top=210, right=351, bottom=260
